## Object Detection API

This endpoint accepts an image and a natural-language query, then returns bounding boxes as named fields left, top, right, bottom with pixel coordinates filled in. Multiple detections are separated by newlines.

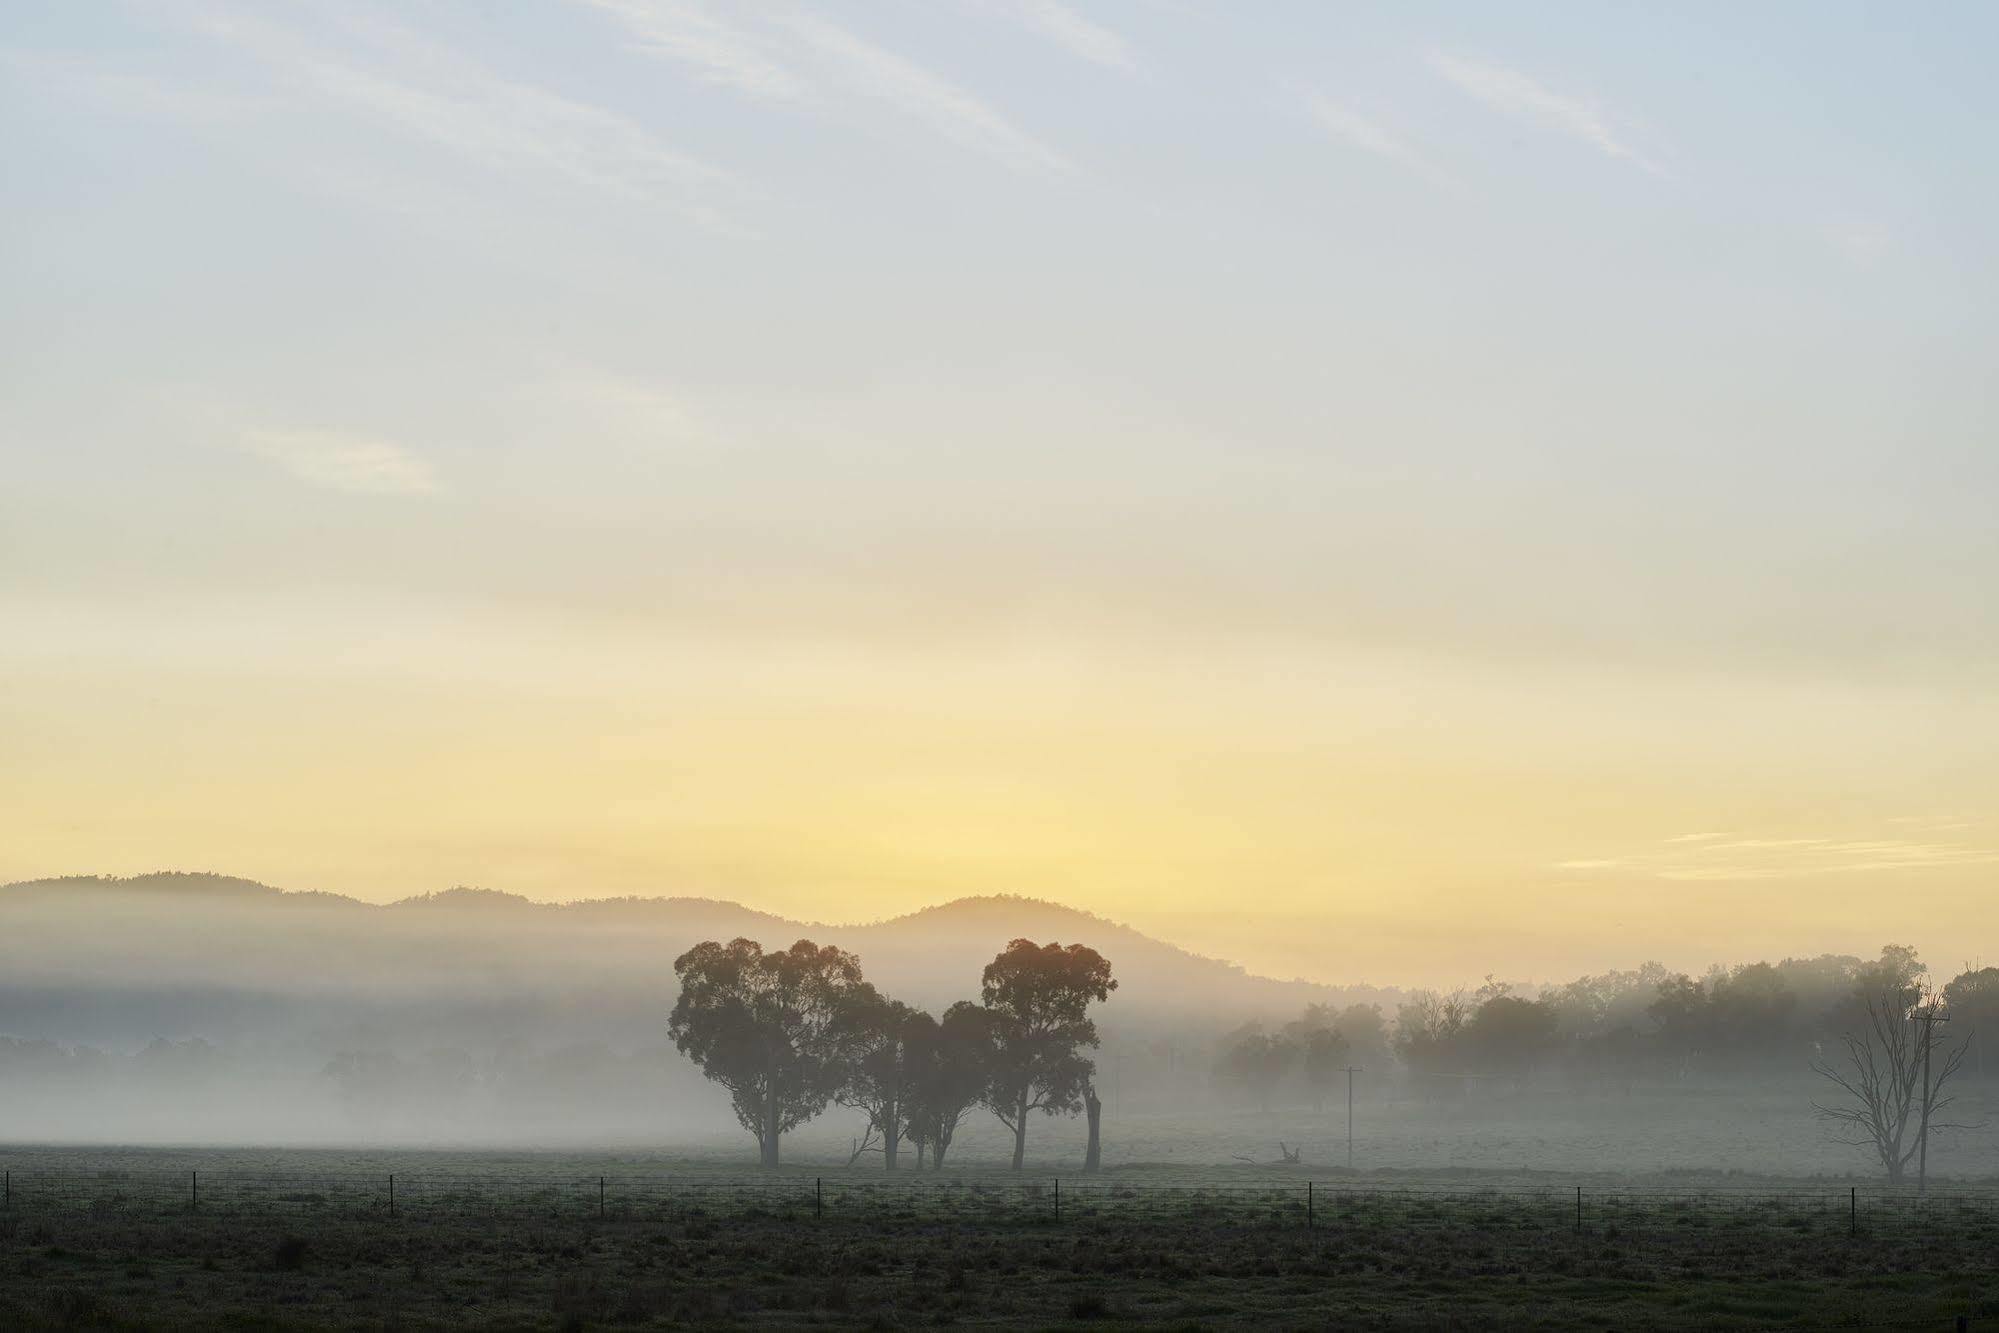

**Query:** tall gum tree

left=905, top=1001, right=991, bottom=1170
left=668, top=938, right=869, bottom=1167
left=977, top=939, right=1116, bottom=1171
left=837, top=991, right=922, bottom=1171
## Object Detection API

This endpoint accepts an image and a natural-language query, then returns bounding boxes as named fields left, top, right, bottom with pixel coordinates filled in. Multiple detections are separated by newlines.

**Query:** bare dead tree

left=1811, top=984, right=1970, bottom=1187
left=845, top=1122, right=881, bottom=1168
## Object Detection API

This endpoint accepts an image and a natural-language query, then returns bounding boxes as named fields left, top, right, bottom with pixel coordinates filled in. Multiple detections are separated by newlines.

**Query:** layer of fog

left=2, top=876, right=1993, bottom=1182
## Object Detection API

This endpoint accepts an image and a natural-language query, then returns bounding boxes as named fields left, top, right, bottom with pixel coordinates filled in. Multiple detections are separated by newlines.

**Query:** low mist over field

left=4, top=872, right=1993, bottom=1185
left=0, top=872, right=1374, bottom=1148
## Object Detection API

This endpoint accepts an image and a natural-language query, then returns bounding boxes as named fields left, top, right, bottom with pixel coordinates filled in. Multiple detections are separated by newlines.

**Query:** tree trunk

left=884, top=1104, right=900, bottom=1172
left=1010, top=1103, right=1029, bottom=1171
left=932, top=1129, right=952, bottom=1170
left=762, top=1051, right=782, bottom=1168
left=1083, top=1087, right=1102, bottom=1173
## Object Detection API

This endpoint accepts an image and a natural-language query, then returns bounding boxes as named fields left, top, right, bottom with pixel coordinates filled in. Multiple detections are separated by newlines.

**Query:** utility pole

left=1918, top=998, right=1950, bottom=1195
left=1345, top=1066, right=1362, bottom=1170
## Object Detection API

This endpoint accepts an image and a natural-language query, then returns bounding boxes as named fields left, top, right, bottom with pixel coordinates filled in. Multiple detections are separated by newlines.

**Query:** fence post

left=1574, top=1185, right=1581, bottom=1235
left=1054, top=1176, right=1061, bottom=1224
left=4, top=1169, right=9, bottom=1210
left=599, top=1176, right=606, bottom=1220
left=815, top=1177, right=822, bottom=1219
left=1307, top=1181, right=1314, bottom=1230
left=191, top=1170, right=198, bottom=1213
left=1849, top=1186, right=1856, bottom=1237
left=388, top=1173, right=395, bottom=1218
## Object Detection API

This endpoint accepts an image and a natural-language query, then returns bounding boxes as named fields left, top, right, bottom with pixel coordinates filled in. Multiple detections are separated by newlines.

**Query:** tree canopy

left=835, top=989, right=923, bottom=1170
left=977, top=939, right=1118, bottom=1171
left=902, top=1001, right=991, bottom=1170
left=667, top=938, right=872, bottom=1167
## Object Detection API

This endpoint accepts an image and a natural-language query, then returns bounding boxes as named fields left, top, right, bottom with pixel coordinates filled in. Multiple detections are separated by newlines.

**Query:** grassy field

left=2, top=1150, right=1996, bottom=1328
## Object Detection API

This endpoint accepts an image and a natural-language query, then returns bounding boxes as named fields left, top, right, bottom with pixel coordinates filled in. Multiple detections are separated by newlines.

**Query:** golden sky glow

left=7, top=593, right=1996, bottom=984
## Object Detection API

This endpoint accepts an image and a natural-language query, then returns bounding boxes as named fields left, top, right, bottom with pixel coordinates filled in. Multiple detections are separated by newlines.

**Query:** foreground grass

left=1, top=1200, right=1995, bottom=1330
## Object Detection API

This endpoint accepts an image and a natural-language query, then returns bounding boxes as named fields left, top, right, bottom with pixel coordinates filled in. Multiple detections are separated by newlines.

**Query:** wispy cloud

left=578, top=0, right=809, bottom=103
left=1298, top=90, right=1449, bottom=187
left=1428, top=51, right=1664, bottom=176
left=191, top=6, right=733, bottom=227
left=1009, top=1, right=1136, bottom=73
left=1656, top=841, right=1999, bottom=880
left=240, top=430, right=438, bottom=495
left=1558, top=831, right=1999, bottom=882
left=782, top=13, right=1070, bottom=174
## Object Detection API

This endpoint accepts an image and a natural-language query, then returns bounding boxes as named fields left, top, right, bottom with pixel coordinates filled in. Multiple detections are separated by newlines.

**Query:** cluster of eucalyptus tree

left=669, top=937, right=1115, bottom=1170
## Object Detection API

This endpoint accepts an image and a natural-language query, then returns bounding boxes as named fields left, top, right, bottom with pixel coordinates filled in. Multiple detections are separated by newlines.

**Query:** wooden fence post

left=1307, top=1181, right=1314, bottom=1230
left=388, top=1173, right=395, bottom=1218
left=599, top=1176, right=606, bottom=1220
left=191, top=1170, right=198, bottom=1213
left=1574, top=1185, right=1581, bottom=1234
left=815, top=1177, right=822, bottom=1219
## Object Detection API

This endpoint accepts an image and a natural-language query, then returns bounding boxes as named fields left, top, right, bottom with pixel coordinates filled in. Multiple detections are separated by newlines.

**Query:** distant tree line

left=0, top=1036, right=223, bottom=1081
left=1201, top=947, right=1999, bottom=1111
left=668, top=937, right=1116, bottom=1170
left=1379, top=947, right=1998, bottom=1088
left=1211, top=1003, right=1390, bottom=1111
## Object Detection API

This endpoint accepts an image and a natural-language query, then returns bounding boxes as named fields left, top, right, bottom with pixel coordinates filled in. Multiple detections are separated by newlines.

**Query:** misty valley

left=4, top=874, right=1997, bottom=1327
left=3, top=873, right=1994, bottom=1180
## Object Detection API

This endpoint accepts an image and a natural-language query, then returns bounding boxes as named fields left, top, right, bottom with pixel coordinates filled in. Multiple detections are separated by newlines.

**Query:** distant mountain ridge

left=0, top=873, right=1396, bottom=1045
left=4, top=871, right=363, bottom=905
left=8, top=874, right=1179, bottom=935
left=7, top=873, right=786, bottom=917
left=4, top=874, right=1241, bottom=969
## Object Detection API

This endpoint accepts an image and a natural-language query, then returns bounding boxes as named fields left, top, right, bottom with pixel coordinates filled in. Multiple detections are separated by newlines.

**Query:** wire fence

left=7, top=1169, right=1999, bottom=1240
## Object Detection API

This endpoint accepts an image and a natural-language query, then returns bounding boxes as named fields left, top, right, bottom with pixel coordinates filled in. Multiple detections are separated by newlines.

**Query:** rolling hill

left=0, top=873, right=1392, bottom=1049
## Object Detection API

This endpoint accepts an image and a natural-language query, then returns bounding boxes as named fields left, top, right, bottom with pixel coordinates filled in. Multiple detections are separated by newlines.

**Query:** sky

left=5, top=1, right=1999, bottom=988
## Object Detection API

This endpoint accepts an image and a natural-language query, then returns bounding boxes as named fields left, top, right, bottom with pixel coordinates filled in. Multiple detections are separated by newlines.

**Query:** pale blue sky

left=5, top=2, right=1997, bottom=980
